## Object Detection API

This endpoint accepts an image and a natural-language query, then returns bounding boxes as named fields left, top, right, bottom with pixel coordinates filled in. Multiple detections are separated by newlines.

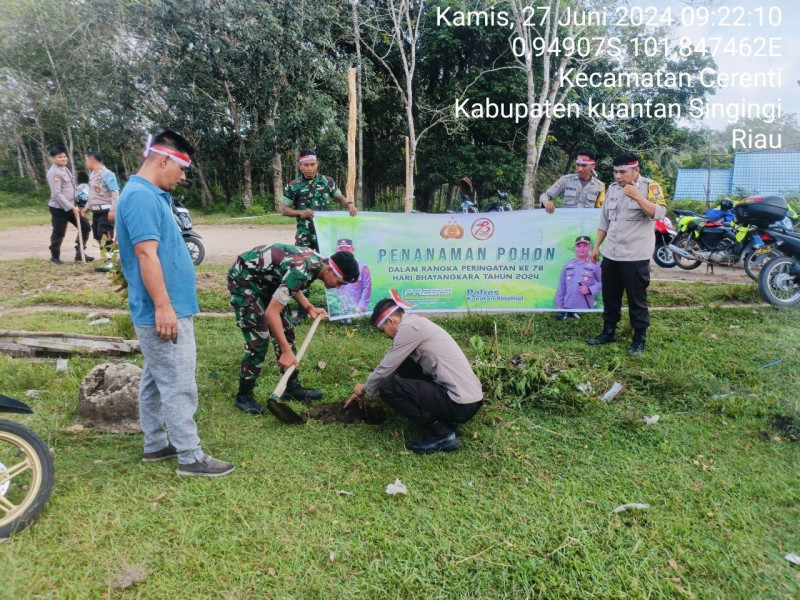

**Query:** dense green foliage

left=0, top=0, right=725, bottom=210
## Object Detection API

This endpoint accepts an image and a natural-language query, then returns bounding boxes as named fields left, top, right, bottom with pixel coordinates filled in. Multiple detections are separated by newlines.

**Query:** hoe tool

left=266, top=314, right=323, bottom=424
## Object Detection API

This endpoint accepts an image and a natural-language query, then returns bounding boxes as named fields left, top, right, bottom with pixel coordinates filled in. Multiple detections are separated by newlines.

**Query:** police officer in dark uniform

left=46, top=146, right=94, bottom=265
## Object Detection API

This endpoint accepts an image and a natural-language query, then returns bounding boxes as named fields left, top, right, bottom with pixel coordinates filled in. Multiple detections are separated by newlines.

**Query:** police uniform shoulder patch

left=648, top=182, right=666, bottom=205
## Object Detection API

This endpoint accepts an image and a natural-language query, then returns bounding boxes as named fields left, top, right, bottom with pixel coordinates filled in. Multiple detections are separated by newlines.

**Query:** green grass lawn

left=0, top=191, right=51, bottom=231
left=0, top=285, right=798, bottom=598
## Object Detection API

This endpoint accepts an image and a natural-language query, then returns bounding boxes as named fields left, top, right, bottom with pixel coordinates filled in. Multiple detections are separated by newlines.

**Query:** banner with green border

left=315, top=210, right=604, bottom=320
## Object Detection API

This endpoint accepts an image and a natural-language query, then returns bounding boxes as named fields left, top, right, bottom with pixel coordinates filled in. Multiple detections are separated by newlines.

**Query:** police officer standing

left=46, top=146, right=93, bottom=265
left=281, top=149, right=358, bottom=252
left=83, top=151, right=120, bottom=262
left=539, top=148, right=605, bottom=213
left=587, top=152, right=667, bottom=355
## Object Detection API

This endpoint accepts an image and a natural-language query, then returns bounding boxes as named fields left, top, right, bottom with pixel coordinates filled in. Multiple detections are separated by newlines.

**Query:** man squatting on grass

left=228, top=244, right=360, bottom=415
left=588, top=152, right=667, bottom=356
left=346, top=298, right=483, bottom=455
left=116, top=130, right=233, bottom=477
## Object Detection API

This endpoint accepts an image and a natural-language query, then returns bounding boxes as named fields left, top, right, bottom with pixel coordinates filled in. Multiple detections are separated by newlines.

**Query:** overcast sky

left=648, top=0, right=799, bottom=129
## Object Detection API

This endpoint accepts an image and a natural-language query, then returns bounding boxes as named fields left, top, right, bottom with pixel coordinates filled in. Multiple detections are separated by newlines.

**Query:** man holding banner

left=588, top=152, right=667, bottom=356
left=346, top=297, right=483, bottom=455
left=539, top=148, right=605, bottom=213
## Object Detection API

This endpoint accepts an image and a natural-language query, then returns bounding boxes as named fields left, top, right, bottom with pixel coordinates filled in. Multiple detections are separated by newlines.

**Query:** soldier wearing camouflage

left=281, top=149, right=357, bottom=252
left=227, top=243, right=359, bottom=415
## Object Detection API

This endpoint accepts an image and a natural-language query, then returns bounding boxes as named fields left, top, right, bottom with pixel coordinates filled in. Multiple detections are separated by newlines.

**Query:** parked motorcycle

left=734, top=196, right=800, bottom=306
left=172, top=196, right=205, bottom=266
left=652, top=216, right=677, bottom=268
left=0, top=395, right=55, bottom=538
left=668, top=209, right=761, bottom=271
left=484, top=190, right=513, bottom=212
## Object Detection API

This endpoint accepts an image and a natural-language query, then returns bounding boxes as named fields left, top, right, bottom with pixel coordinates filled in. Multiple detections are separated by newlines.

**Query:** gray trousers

left=134, top=317, right=204, bottom=464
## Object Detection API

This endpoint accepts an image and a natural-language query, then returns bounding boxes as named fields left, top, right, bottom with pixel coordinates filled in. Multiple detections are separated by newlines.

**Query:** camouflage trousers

left=228, top=275, right=296, bottom=382
left=295, top=226, right=319, bottom=252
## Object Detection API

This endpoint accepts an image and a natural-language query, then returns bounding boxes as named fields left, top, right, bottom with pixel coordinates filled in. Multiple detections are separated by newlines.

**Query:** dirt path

left=2, top=223, right=752, bottom=283
left=0, top=223, right=294, bottom=266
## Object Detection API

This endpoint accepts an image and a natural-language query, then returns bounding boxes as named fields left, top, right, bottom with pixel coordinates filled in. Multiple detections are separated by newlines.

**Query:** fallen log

left=0, top=329, right=139, bottom=357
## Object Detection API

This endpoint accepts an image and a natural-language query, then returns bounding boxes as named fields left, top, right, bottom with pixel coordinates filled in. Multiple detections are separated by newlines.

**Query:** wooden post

left=405, top=136, right=412, bottom=213
left=346, top=67, right=357, bottom=203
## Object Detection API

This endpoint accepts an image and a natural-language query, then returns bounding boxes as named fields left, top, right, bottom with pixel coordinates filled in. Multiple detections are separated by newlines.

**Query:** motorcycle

left=484, top=190, right=513, bottom=212
left=668, top=209, right=761, bottom=271
left=172, top=196, right=205, bottom=266
left=756, top=228, right=800, bottom=306
left=0, top=395, right=55, bottom=538
left=733, top=196, right=800, bottom=306
left=652, top=216, right=678, bottom=268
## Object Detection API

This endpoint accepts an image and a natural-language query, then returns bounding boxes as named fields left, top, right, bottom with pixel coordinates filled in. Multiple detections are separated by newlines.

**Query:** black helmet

left=720, top=198, right=733, bottom=211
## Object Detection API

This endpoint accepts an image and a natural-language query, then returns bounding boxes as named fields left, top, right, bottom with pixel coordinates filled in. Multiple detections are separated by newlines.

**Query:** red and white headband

left=142, top=134, right=191, bottom=167
left=374, top=291, right=413, bottom=328
left=299, top=154, right=318, bottom=164
left=614, top=161, right=639, bottom=169
left=576, top=155, right=595, bottom=166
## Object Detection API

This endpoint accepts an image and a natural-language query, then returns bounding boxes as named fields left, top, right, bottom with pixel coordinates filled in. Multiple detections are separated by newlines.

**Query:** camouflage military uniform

left=282, top=174, right=342, bottom=251
left=227, top=244, right=324, bottom=382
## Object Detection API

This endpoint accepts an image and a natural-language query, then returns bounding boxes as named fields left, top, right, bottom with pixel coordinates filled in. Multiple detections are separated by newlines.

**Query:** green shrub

left=0, top=175, right=38, bottom=195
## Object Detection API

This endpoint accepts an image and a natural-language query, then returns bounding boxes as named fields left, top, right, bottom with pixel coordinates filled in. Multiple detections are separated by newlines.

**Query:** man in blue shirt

left=116, top=130, right=233, bottom=477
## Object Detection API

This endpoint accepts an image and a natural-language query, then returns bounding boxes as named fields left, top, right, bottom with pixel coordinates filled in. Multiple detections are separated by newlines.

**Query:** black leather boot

left=587, top=323, right=617, bottom=345
left=75, top=246, right=95, bottom=262
left=406, top=421, right=462, bottom=454
left=235, top=379, right=266, bottom=415
left=281, top=371, right=322, bottom=404
left=628, top=328, right=647, bottom=356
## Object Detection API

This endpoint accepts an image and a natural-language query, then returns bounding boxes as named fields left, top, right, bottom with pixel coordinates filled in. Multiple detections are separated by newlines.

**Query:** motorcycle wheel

left=0, top=419, right=55, bottom=538
left=185, top=238, right=205, bottom=266
left=652, top=243, right=676, bottom=268
left=743, top=247, right=782, bottom=281
left=758, top=256, right=800, bottom=307
left=672, top=235, right=702, bottom=270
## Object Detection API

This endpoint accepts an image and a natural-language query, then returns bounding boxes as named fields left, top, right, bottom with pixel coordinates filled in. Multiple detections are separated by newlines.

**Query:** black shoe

left=556, top=311, right=567, bottom=321
left=75, top=253, right=95, bottom=262
left=628, top=329, right=647, bottom=356
left=235, top=394, right=267, bottom=415
left=282, top=373, right=322, bottom=404
left=451, top=424, right=463, bottom=437
left=406, top=432, right=462, bottom=454
left=587, top=324, right=617, bottom=345
left=50, top=257, right=63, bottom=266
left=142, top=444, right=178, bottom=462
left=94, top=263, right=114, bottom=273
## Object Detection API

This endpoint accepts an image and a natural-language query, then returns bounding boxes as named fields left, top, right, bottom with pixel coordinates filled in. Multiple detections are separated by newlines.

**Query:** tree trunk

left=33, top=108, right=49, bottom=175
left=62, top=128, right=77, bottom=180
left=272, top=152, right=283, bottom=212
left=351, top=0, right=365, bottom=209
left=13, top=126, right=40, bottom=189
left=242, top=157, right=253, bottom=208
left=195, top=161, right=214, bottom=207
